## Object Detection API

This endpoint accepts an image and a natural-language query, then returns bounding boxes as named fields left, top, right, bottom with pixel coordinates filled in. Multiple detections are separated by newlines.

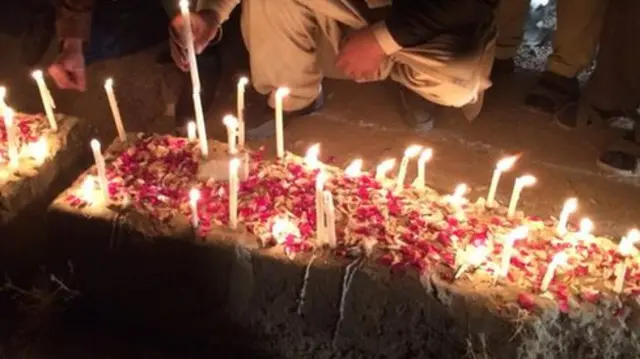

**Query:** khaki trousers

left=240, top=0, right=496, bottom=112
left=495, top=0, right=608, bottom=78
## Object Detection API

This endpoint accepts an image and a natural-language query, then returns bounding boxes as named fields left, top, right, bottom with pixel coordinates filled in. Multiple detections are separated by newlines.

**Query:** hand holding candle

left=345, top=158, right=363, bottom=178
left=499, top=226, right=528, bottom=277
left=90, top=139, right=109, bottom=201
left=229, top=158, right=240, bottom=229
left=31, top=70, right=57, bottom=132
left=223, top=115, right=239, bottom=155
left=104, top=78, right=126, bottom=142
left=237, top=77, right=249, bottom=148
left=413, top=148, right=433, bottom=189
left=486, top=155, right=518, bottom=207
left=556, top=198, right=577, bottom=235
left=189, top=188, right=201, bottom=228
left=274, top=87, right=290, bottom=159
left=507, top=174, right=536, bottom=218
left=375, top=158, right=396, bottom=182
left=395, top=145, right=422, bottom=193
left=540, top=251, right=568, bottom=292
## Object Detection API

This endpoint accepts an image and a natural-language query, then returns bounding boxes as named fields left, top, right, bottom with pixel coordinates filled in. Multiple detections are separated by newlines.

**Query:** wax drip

left=296, top=253, right=317, bottom=316
left=332, top=256, right=364, bottom=349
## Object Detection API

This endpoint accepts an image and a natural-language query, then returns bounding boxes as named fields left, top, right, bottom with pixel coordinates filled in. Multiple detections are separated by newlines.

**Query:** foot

left=597, top=130, right=640, bottom=177
left=397, top=85, right=439, bottom=133
left=174, top=45, right=222, bottom=135
left=525, top=71, right=579, bottom=115
left=242, top=90, right=324, bottom=140
left=490, top=58, right=515, bottom=80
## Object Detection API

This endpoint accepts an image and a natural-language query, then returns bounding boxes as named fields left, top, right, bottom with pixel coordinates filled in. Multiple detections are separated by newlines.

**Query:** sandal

left=597, top=135, right=640, bottom=177
left=554, top=101, right=636, bottom=130
left=524, top=71, right=579, bottom=115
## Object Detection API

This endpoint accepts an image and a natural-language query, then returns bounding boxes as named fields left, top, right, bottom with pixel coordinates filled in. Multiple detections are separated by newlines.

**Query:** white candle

left=0, top=86, right=6, bottom=114
left=578, top=218, right=593, bottom=239
left=486, top=156, right=518, bottom=207
left=323, top=190, right=337, bottom=248
left=395, top=145, right=422, bottom=193
left=237, top=77, right=249, bottom=148
left=499, top=226, right=529, bottom=277
left=274, top=87, right=290, bottom=159
left=413, top=148, right=433, bottom=189
left=229, top=158, right=240, bottom=229
left=615, top=229, right=640, bottom=294
left=187, top=121, right=197, bottom=141
left=507, top=175, right=536, bottom=218
left=31, top=70, right=57, bottom=132
left=179, top=0, right=200, bottom=92
left=192, top=91, right=208, bottom=158
left=304, top=143, right=321, bottom=170
left=375, top=158, right=396, bottom=182
left=540, top=251, right=568, bottom=292
left=450, top=183, right=468, bottom=205
left=104, top=78, right=126, bottom=141
left=223, top=115, right=239, bottom=155
left=90, top=139, right=109, bottom=201
left=556, top=198, right=578, bottom=235
left=345, top=158, right=363, bottom=178
left=3, top=107, right=18, bottom=168
left=455, top=245, right=489, bottom=279
left=315, top=171, right=327, bottom=243
left=189, top=188, right=201, bottom=228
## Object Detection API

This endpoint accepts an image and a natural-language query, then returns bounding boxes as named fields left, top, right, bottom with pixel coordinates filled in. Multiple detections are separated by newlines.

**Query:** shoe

left=174, top=45, right=222, bottom=135
left=525, top=71, right=579, bottom=115
left=397, top=85, right=438, bottom=133
left=243, top=90, right=324, bottom=140
left=20, top=6, right=55, bottom=66
left=490, top=58, right=515, bottom=81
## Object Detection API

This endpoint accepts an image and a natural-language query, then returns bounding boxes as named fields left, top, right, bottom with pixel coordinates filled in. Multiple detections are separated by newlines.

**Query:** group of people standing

left=13, top=0, right=640, bottom=177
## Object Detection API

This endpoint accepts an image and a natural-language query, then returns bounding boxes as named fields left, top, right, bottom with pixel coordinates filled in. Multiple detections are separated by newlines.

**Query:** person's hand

left=169, top=10, right=220, bottom=72
left=47, top=39, right=86, bottom=91
left=336, top=27, right=386, bottom=81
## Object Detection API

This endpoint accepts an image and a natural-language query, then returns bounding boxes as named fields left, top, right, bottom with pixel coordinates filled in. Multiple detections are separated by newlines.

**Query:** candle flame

left=275, top=87, right=290, bottom=99
left=518, top=175, right=536, bottom=187
left=238, top=77, right=249, bottom=87
left=229, top=158, right=241, bottom=172
left=418, top=148, right=433, bottom=163
left=27, top=137, right=48, bottom=164
left=315, top=170, right=327, bottom=189
left=304, top=143, right=321, bottom=168
left=404, top=145, right=422, bottom=158
left=187, top=121, right=196, bottom=141
left=551, top=252, right=568, bottom=266
left=179, top=0, right=190, bottom=11
left=497, top=155, right=519, bottom=171
left=579, top=218, right=593, bottom=236
left=508, top=226, right=529, bottom=242
left=0, top=86, right=5, bottom=100
left=3, top=106, right=14, bottom=127
left=79, top=175, right=97, bottom=203
left=272, top=217, right=300, bottom=244
left=619, top=229, right=640, bottom=256
left=377, top=158, right=396, bottom=173
left=452, top=183, right=467, bottom=198
left=104, top=78, right=114, bottom=89
left=223, top=114, right=239, bottom=129
left=90, top=139, right=101, bottom=152
left=31, top=70, right=43, bottom=81
left=189, top=188, right=201, bottom=203
left=345, top=158, right=363, bottom=178
left=468, top=245, right=490, bottom=267
left=563, top=198, right=578, bottom=213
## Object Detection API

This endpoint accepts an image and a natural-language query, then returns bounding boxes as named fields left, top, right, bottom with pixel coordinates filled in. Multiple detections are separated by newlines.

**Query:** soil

left=1, top=2, right=639, bottom=359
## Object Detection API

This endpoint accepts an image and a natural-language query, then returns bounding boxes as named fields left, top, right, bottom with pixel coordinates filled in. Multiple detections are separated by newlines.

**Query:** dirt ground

left=0, top=5, right=639, bottom=358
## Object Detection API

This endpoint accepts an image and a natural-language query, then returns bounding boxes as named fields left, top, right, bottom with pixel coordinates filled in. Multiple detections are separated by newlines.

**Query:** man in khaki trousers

left=494, top=0, right=608, bottom=114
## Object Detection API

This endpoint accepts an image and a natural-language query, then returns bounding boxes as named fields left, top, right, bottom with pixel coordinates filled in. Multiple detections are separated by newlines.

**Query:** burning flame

left=404, top=145, right=422, bottom=158
left=90, top=139, right=101, bottom=152
left=27, top=137, right=49, bottom=164
left=376, top=158, right=396, bottom=175
left=579, top=218, right=593, bottom=237
left=315, top=170, right=327, bottom=190
left=497, top=155, right=519, bottom=172
left=223, top=114, right=239, bottom=129
left=563, top=198, right=578, bottom=213
left=508, top=226, right=529, bottom=242
left=187, top=121, right=196, bottom=141
left=275, top=87, right=290, bottom=99
left=104, top=78, right=114, bottom=89
left=189, top=188, right=201, bottom=203
left=79, top=175, right=97, bottom=203
left=619, top=229, right=640, bottom=256
left=518, top=175, right=536, bottom=187
left=467, top=245, right=490, bottom=267
left=271, top=217, right=300, bottom=244
left=452, top=183, right=468, bottom=199
left=344, top=158, right=363, bottom=178
left=304, top=143, right=321, bottom=169
left=237, top=77, right=249, bottom=88
left=551, top=252, right=568, bottom=266
left=418, top=148, right=433, bottom=164
left=31, top=70, right=44, bottom=81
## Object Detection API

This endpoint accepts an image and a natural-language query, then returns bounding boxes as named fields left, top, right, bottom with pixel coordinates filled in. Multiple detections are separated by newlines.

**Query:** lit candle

left=79, top=175, right=97, bottom=204
left=455, top=245, right=489, bottom=279
left=315, top=171, right=327, bottom=243
left=375, top=158, right=396, bottom=182
left=26, top=136, right=48, bottom=165
left=237, top=77, right=249, bottom=148
left=556, top=198, right=577, bottom=235
left=614, top=229, right=639, bottom=294
left=187, top=121, right=196, bottom=141
left=323, top=190, right=337, bottom=248
left=223, top=115, right=239, bottom=155
left=90, top=139, right=108, bottom=201
left=507, top=175, right=536, bottom=218
left=3, top=107, right=18, bottom=168
left=578, top=218, right=593, bottom=239
left=31, top=70, right=57, bottom=132
left=229, top=158, right=240, bottom=229
left=274, top=87, right=290, bottom=159
left=0, top=86, right=6, bottom=114
left=345, top=158, right=363, bottom=178
left=540, top=251, right=568, bottom=292
left=395, top=145, right=422, bottom=193
left=499, top=226, right=529, bottom=277
left=486, top=155, right=518, bottom=207
left=304, top=143, right=321, bottom=170
left=272, top=217, right=300, bottom=245
left=189, top=188, right=201, bottom=228
left=192, top=90, right=208, bottom=158
left=413, top=148, right=433, bottom=189
left=104, top=78, right=126, bottom=142
left=450, top=183, right=468, bottom=205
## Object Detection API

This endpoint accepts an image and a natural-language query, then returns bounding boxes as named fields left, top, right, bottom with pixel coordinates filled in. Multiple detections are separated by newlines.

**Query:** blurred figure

left=493, top=0, right=608, bottom=115
left=19, top=0, right=55, bottom=66
left=553, top=0, right=640, bottom=176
